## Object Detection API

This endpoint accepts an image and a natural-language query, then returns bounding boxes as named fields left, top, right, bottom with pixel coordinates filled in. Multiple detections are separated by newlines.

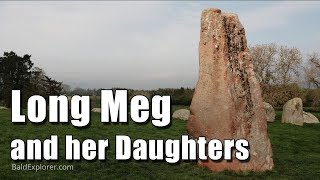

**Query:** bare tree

left=251, top=44, right=303, bottom=85
left=250, top=43, right=277, bottom=85
left=274, top=46, right=302, bottom=84
left=304, top=52, right=320, bottom=88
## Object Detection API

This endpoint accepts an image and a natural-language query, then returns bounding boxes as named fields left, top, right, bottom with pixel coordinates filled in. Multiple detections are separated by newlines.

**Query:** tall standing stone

left=187, top=8, right=273, bottom=172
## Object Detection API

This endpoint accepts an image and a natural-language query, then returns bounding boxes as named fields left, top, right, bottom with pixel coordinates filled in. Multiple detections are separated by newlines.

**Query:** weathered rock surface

left=91, top=108, right=101, bottom=113
left=281, top=98, right=304, bottom=126
left=264, top=102, right=275, bottom=122
left=172, top=109, right=190, bottom=120
left=303, top=112, right=319, bottom=124
left=187, top=8, right=273, bottom=172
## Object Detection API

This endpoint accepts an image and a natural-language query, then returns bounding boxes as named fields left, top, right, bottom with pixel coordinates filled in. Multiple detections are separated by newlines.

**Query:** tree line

left=65, top=44, right=320, bottom=108
left=65, top=87, right=194, bottom=107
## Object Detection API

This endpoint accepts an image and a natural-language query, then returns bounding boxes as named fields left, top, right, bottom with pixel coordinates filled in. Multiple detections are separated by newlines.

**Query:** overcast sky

left=1, top=1, right=320, bottom=89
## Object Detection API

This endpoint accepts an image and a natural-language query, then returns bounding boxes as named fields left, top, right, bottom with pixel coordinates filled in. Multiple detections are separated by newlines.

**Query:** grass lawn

left=0, top=107, right=319, bottom=179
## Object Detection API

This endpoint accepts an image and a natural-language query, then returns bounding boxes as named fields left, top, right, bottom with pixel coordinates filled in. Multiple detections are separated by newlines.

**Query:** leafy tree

left=26, top=67, right=63, bottom=101
left=42, top=75, right=63, bottom=97
left=0, top=51, right=63, bottom=107
left=0, top=51, right=33, bottom=107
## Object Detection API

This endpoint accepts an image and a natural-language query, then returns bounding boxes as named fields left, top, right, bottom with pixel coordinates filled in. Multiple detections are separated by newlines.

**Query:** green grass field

left=0, top=107, right=319, bottom=179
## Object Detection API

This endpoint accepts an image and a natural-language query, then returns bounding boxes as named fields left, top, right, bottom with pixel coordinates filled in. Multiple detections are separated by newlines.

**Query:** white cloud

left=0, top=2, right=200, bottom=89
left=239, top=1, right=320, bottom=32
left=0, top=1, right=319, bottom=89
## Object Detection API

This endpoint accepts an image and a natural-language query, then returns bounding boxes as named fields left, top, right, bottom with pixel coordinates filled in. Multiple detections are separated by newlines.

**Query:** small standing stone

left=303, top=112, right=319, bottom=124
left=281, top=98, right=304, bottom=126
left=91, top=108, right=101, bottom=113
left=0, top=106, right=8, bottom=110
left=172, top=109, right=190, bottom=120
left=264, top=102, right=275, bottom=122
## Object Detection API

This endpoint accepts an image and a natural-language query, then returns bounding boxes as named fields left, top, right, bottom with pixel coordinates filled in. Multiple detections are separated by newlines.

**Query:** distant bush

left=304, top=89, right=320, bottom=108
left=303, top=107, right=320, bottom=113
left=90, top=96, right=101, bottom=108
left=151, top=88, right=194, bottom=106
left=67, top=84, right=320, bottom=110
left=80, top=88, right=194, bottom=108
left=261, top=83, right=305, bottom=108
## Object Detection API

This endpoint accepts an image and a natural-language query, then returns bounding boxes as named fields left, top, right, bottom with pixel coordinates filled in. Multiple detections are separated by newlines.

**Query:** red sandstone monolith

left=187, top=8, right=274, bottom=172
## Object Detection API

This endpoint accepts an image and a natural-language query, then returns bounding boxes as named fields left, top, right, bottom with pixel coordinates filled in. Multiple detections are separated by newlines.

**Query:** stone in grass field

left=263, top=102, right=275, bottom=122
left=187, top=8, right=273, bottom=172
left=91, top=108, right=101, bottom=113
left=172, top=109, right=190, bottom=120
left=281, top=98, right=304, bottom=126
left=0, top=106, right=8, bottom=110
left=303, top=112, right=319, bottom=124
